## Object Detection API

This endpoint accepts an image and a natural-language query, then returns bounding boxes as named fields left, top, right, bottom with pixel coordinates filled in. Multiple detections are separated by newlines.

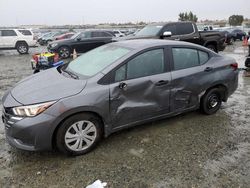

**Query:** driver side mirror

left=162, top=31, right=172, bottom=37
left=76, top=38, right=81, bottom=41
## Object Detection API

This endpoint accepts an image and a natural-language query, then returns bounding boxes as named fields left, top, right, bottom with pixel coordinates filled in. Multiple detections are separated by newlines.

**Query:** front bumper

left=2, top=108, right=57, bottom=151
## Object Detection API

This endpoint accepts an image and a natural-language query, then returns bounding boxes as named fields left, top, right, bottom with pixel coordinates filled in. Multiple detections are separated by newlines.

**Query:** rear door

left=109, top=48, right=172, bottom=129
left=169, top=47, right=211, bottom=111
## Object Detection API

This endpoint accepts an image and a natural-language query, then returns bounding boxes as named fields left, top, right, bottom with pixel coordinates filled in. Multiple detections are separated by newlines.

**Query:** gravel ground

left=0, top=42, right=249, bottom=188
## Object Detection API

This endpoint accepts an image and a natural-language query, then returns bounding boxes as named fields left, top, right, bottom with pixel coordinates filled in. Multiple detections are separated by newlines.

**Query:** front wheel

left=200, top=88, right=222, bottom=115
left=58, top=46, right=71, bottom=59
left=16, top=42, right=29, bottom=54
left=55, top=113, right=103, bottom=156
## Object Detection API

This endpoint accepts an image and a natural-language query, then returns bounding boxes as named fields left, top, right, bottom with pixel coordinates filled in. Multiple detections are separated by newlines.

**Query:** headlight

left=50, top=43, right=58, bottom=48
left=12, top=101, right=56, bottom=117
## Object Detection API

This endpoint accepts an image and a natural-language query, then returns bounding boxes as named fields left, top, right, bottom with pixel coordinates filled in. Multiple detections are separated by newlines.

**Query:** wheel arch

left=51, top=110, right=106, bottom=149
left=204, top=41, right=218, bottom=52
left=15, top=40, right=28, bottom=48
left=201, top=84, right=228, bottom=102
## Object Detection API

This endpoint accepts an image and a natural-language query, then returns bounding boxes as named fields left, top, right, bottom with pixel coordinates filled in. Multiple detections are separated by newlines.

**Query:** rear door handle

left=204, top=67, right=213, bottom=72
left=155, top=80, right=169, bottom=86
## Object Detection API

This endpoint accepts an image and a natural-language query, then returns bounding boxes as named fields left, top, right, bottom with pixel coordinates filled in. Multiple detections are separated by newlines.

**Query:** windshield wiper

left=62, top=69, right=79, bottom=79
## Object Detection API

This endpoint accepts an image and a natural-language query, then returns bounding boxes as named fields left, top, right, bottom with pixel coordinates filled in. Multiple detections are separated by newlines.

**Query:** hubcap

left=64, top=120, right=97, bottom=151
left=208, top=95, right=219, bottom=108
left=19, top=46, right=27, bottom=53
left=59, top=48, right=69, bottom=58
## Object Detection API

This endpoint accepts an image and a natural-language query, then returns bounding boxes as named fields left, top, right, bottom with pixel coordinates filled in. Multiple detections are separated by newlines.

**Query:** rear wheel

left=200, top=88, right=222, bottom=115
left=206, top=44, right=217, bottom=52
left=55, top=113, right=103, bottom=156
left=58, top=46, right=71, bottom=59
left=16, top=42, right=29, bottom=54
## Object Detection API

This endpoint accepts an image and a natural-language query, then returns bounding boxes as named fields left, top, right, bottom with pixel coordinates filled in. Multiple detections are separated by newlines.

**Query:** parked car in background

left=214, top=29, right=234, bottom=45
left=2, top=39, right=239, bottom=155
left=39, top=32, right=65, bottom=45
left=230, top=29, right=246, bottom=41
left=55, top=32, right=75, bottom=41
left=113, top=30, right=125, bottom=37
left=115, top=22, right=226, bottom=52
left=0, top=29, right=37, bottom=54
left=48, top=30, right=114, bottom=58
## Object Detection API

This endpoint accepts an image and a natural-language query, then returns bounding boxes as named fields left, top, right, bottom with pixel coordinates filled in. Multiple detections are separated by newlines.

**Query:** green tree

left=178, top=11, right=198, bottom=22
left=229, top=15, right=244, bottom=26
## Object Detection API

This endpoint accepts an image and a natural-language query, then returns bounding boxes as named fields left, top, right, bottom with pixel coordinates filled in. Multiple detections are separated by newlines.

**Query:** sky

left=0, top=0, right=249, bottom=26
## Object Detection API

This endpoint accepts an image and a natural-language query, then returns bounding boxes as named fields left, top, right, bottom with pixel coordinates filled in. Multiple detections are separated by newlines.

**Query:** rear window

left=18, top=30, right=32, bottom=35
left=1, top=30, right=17, bottom=36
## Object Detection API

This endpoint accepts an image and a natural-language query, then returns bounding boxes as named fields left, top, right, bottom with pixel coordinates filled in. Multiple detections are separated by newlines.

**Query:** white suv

left=0, top=29, right=37, bottom=54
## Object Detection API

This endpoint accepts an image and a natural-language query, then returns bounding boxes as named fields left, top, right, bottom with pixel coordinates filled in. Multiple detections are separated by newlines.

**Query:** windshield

left=71, top=32, right=81, bottom=39
left=67, top=45, right=132, bottom=77
left=136, top=25, right=163, bottom=36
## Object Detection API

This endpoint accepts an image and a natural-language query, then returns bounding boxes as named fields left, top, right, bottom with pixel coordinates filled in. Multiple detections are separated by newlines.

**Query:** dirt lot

left=0, top=43, right=250, bottom=188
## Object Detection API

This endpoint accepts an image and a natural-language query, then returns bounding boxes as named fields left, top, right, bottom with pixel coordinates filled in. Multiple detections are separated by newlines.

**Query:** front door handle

left=174, top=38, right=180, bottom=41
left=204, top=67, right=213, bottom=72
left=155, top=80, right=169, bottom=86
left=119, top=82, right=127, bottom=89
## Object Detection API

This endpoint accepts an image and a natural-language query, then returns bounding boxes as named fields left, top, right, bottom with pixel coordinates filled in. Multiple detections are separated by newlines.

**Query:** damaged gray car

left=2, top=39, right=238, bottom=155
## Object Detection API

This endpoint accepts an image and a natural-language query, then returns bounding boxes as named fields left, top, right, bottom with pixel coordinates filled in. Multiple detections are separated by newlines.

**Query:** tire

left=229, top=38, right=234, bottom=45
left=200, top=88, right=222, bottom=115
left=46, top=40, right=52, bottom=44
left=206, top=44, right=217, bottom=52
left=58, top=46, right=71, bottom=59
left=55, top=113, right=103, bottom=156
left=16, top=42, right=29, bottom=54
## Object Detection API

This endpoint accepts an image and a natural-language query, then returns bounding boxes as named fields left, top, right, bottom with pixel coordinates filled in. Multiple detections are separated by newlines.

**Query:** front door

left=109, top=48, right=171, bottom=129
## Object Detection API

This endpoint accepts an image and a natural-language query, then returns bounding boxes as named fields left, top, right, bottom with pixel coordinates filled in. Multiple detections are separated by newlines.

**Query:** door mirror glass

left=163, top=31, right=172, bottom=37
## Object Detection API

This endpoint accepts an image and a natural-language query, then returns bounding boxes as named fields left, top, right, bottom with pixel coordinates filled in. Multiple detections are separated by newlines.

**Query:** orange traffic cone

left=73, top=49, right=77, bottom=59
left=242, top=37, right=248, bottom=46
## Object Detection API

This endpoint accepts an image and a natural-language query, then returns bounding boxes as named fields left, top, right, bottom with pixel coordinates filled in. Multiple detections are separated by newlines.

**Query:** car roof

left=113, top=39, right=206, bottom=50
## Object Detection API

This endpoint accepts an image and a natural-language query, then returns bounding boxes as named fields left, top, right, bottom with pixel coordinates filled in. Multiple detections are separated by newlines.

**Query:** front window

left=115, top=49, right=165, bottom=82
left=135, top=25, right=163, bottom=36
left=67, top=45, right=132, bottom=78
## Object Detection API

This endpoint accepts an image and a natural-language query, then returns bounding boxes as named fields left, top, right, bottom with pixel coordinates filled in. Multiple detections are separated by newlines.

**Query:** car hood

left=11, top=68, right=86, bottom=105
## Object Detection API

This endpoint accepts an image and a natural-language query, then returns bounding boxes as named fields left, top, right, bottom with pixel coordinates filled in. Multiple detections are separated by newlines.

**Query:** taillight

left=230, top=63, right=238, bottom=70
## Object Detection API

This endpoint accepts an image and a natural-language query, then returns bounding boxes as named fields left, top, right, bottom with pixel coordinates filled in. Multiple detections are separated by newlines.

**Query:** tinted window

left=176, top=23, right=194, bottom=35
left=78, top=31, right=91, bottom=39
left=198, top=51, right=209, bottom=64
left=102, top=32, right=112, bottom=37
left=18, top=30, right=32, bottom=35
left=172, top=48, right=199, bottom=70
left=1, top=30, right=17, bottom=36
left=163, top=25, right=177, bottom=35
left=115, top=49, right=164, bottom=81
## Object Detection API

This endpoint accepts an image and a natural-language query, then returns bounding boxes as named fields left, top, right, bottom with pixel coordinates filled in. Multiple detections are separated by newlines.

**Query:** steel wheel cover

left=64, top=120, right=97, bottom=151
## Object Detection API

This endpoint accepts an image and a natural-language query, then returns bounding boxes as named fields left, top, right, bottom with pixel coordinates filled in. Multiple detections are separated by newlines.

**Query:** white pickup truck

left=0, top=29, right=37, bottom=54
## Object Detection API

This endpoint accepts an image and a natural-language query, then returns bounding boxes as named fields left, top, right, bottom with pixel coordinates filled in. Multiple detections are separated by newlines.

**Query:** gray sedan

left=2, top=39, right=238, bottom=155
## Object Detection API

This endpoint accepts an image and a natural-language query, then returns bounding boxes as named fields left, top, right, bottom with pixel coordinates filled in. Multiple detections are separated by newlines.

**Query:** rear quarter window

left=198, top=51, right=209, bottom=64
left=18, top=30, right=32, bottom=35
